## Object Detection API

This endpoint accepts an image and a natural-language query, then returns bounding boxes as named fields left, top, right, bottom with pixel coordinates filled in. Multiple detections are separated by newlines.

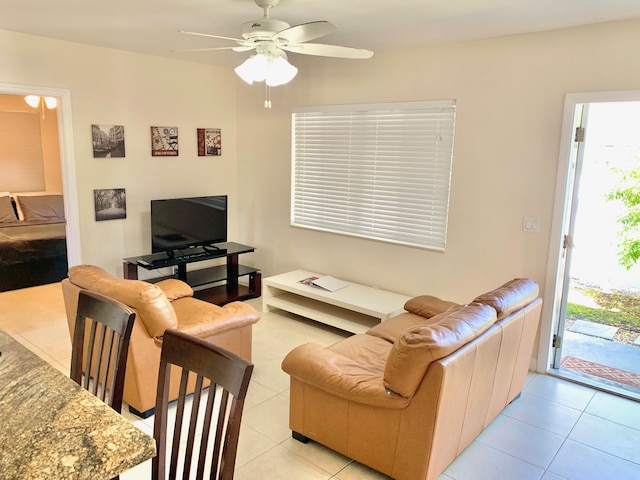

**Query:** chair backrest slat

left=169, top=368, right=190, bottom=480
left=94, top=325, right=111, bottom=400
left=153, top=329, right=253, bottom=480
left=196, top=383, right=217, bottom=479
left=70, top=290, right=136, bottom=413
left=182, top=374, right=205, bottom=479
left=84, top=321, right=98, bottom=392
left=211, top=388, right=231, bottom=479
left=103, top=329, right=117, bottom=402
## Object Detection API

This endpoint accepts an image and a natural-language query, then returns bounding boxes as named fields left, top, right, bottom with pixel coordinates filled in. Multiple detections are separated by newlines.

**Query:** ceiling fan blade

left=273, top=21, right=337, bottom=44
left=172, top=46, right=251, bottom=53
left=179, top=30, right=248, bottom=45
left=282, top=43, right=374, bottom=59
left=233, top=45, right=257, bottom=52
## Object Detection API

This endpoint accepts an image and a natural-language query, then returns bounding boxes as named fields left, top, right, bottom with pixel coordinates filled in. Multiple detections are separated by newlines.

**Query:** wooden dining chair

left=153, top=329, right=254, bottom=480
left=70, top=290, right=136, bottom=413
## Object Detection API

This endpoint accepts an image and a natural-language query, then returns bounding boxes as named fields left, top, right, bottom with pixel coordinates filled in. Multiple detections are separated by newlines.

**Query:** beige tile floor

left=1, top=282, right=640, bottom=480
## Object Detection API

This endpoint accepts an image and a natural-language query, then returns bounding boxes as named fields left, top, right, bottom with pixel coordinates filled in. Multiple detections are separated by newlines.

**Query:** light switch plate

left=523, top=217, right=540, bottom=233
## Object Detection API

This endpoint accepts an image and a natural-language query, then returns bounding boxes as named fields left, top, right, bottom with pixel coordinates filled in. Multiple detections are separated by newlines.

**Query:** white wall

left=0, top=30, right=239, bottom=276
left=236, top=18, right=640, bottom=304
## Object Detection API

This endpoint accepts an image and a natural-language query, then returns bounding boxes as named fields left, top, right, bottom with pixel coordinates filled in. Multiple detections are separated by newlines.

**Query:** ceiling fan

left=179, top=0, right=373, bottom=107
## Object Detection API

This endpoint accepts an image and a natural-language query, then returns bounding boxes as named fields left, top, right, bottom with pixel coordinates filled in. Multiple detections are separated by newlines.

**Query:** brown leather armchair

left=61, top=265, right=259, bottom=417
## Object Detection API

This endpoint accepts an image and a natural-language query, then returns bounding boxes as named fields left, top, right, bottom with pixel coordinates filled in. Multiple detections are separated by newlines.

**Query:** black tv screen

left=151, top=196, right=227, bottom=253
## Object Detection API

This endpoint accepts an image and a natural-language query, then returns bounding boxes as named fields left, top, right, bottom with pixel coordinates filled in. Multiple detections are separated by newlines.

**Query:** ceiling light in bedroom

left=25, top=95, right=57, bottom=108
left=24, top=95, right=58, bottom=119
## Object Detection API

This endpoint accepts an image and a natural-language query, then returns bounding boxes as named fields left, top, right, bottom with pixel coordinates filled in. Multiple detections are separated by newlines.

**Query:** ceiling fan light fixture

left=235, top=51, right=297, bottom=87
left=44, top=97, right=58, bottom=109
left=24, top=95, right=41, bottom=108
left=24, top=95, right=58, bottom=109
left=234, top=54, right=268, bottom=85
left=24, top=95, right=58, bottom=118
left=266, top=55, right=298, bottom=86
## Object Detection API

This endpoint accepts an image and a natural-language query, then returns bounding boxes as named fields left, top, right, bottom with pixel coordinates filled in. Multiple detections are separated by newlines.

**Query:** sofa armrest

left=282, top=343, right=409, bottom=409
left=168, top=299, right=259, bottom=343
left=155, top=279, right=193, bottom=301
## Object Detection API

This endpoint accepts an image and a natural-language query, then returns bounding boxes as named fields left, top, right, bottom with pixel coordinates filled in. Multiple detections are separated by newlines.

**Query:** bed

left=0, top=192, right=68, bottom=292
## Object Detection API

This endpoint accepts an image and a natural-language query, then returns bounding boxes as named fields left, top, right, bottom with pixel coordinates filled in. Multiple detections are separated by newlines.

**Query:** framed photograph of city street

left=92, top=124, right=125, bottom=158
left=151, top=126, right=179, bottom=156
left=197, top=128, right=222, bottom=156
left=94, top=188, right=126, bottom=221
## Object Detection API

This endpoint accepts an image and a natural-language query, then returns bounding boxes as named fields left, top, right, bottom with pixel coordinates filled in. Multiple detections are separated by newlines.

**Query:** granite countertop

left=0, top=329, right=156, bottom=479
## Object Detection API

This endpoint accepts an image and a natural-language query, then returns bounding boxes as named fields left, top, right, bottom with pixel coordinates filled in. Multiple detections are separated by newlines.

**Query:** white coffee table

left=262, top=270, right=411, bottom=334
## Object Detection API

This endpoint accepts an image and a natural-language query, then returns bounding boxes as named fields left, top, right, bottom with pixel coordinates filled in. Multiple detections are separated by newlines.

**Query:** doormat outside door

left=561, top=356, right=640, bottom=388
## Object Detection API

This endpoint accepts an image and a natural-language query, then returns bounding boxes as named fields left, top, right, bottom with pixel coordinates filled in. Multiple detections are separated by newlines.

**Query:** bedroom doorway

left=0, top=84, right=80, bottom=267
left=546, top=93, right=640, bottom=399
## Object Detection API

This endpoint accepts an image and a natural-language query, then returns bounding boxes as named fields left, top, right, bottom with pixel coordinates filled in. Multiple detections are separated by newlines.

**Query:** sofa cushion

left=383, top=303, right=497, bottom=398
left=68, top=265, right=178, bottom=338
left=328, top=334, right=393, bottom=373
left=367, top=312, right=438, bottom=343
left=473, top=278, right=539, bottom=319
left=282, top=341, right=410, bottom=408
left=404, top=295, right=459, bottom=318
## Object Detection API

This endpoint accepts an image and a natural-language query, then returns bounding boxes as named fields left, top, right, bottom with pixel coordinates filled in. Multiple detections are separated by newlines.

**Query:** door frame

left=550, top=102, right=589, bottom=369
left=0, top=83, right=81, bottom=266
left=537, top=89, right=640, bottom=373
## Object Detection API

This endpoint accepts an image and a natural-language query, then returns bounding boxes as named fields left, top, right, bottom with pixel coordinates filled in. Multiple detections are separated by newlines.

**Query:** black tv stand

left=123, top=242, right=261, bottom=306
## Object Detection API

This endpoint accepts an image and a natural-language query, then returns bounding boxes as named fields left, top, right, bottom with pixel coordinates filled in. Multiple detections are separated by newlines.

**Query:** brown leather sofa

left=281, top=278, right=542, bottom=480
left=61, top=265, right=260, bottom=416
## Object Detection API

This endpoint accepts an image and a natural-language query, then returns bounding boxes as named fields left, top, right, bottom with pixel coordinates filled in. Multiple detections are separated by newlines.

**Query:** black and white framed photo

left=92, top=124, right=125, bottom=158
left=94, top=188, right=126, bottom=221
left=151, top=126, right=179, bottom=156
left=197, top=128, right=222, bottom=156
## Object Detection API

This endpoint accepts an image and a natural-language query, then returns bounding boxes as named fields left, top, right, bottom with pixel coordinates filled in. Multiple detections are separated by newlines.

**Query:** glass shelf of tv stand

left=185, top=264, right=258, bottom=287
left=122, top=242, right=261, bottom=306
left=123, top=242, right=255, bottom=270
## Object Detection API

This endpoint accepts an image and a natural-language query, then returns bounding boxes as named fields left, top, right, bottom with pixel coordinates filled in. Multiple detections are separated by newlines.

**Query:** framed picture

left=197, top=128, right=222, bottom=156
left=151, top=126, right=179, bottom=156
left=92, top=124, right=125, bottom=158
left=94, top=188, right=126, bottom=221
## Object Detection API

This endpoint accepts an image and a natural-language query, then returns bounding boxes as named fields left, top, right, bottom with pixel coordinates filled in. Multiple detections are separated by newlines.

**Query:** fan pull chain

left=264, top=84, right=272, bottom=109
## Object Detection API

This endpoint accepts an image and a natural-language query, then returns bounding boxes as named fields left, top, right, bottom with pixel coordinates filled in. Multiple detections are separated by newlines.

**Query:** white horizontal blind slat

left=291, top=100, right=456, bottom=250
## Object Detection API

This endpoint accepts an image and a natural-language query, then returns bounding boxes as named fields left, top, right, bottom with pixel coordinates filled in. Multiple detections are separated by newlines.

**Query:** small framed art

left=94, top=188, right=126, bottom=221
left=197, top=128, right=222, bottom=156
left=151, top=126, right=179, bottom=156
left=92, top=124, right=125, bottom=158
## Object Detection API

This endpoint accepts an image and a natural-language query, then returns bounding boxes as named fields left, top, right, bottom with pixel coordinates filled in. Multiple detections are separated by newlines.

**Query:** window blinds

left=291, top=100, right=456, bottom=250
left=0, top=111, right=45, bottom=192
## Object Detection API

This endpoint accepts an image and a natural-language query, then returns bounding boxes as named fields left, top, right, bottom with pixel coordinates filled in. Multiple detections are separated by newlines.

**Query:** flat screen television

left=151, top=195, right=227, bottom=253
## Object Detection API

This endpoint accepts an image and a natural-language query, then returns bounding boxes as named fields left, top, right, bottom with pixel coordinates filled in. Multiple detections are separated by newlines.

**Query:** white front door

left=544, top=93, right=640, bottom=399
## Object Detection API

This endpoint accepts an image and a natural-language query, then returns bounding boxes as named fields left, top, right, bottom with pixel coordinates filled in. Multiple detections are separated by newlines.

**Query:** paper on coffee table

left=299, top=275, right=349, bottom=292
